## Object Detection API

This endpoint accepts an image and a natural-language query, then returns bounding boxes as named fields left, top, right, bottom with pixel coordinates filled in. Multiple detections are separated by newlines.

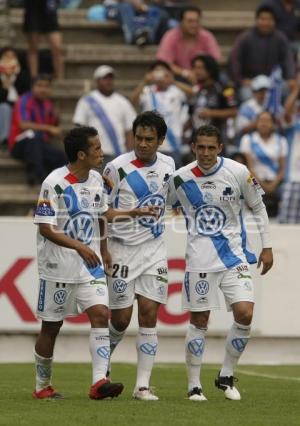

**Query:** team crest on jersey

left=149, top=181, right=159, bottom=193
left=203, top=192, right=214, bottom=203
left=80, top=197, right=90, bottom=208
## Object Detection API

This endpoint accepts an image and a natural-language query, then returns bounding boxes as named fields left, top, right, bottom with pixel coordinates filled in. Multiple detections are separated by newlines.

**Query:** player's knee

left=111, top=316, right=131, bottom=332
left=89, top=310, right=109, bottom=328
left=190, top=312, right=209, bottom=329
left=235, top=310, right=253, bottom=326
left=138, top=311, right=157, bottom=328
left=41, top=320, right=63, bottom=337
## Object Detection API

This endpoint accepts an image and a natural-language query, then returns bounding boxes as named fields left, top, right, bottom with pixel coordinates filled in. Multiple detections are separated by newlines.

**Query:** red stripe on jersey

left=131, top=159, right=145, bottom=168
left=191, top=166, right=204, bottom=177
left=64, top=173, right=79, bottom=184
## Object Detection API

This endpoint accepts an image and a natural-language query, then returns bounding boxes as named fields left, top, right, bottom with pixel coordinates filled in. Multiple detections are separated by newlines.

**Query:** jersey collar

left=192, top=157, right=224, bottom=177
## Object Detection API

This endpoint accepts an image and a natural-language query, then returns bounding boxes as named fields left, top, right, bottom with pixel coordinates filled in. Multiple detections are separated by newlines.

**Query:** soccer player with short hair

left=103, top=111, right=175, bottom=401
left=33, top=126, right=158, bottom=400
left=169, top=124, right=273, bottom=401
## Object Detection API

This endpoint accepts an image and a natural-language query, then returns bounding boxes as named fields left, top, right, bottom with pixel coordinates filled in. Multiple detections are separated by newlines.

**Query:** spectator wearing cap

left=73, top=65, right=136, bottom=164
left=236, top=75, right=274, bottom=136
left=230, top=5, right=296, bottom=101
left=240, top=111, right=288, bottom=217
left=156, top=5, right=221, bottom=83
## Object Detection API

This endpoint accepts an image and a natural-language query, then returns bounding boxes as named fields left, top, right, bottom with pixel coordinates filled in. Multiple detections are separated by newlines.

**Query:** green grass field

left=1, top=363, right=300, bottom=426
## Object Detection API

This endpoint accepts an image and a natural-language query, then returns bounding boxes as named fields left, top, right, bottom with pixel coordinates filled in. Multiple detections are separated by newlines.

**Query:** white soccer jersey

left=169, top=157, right=263, bottom=272
left=139, top=85, right=188, bottom=153
left=104, top=151, right=175, bottom=245
left=240, top=131, right=288, bottom=181
left=73, top=90, right=136, bottom=156
left=34, top=166, right=108, bottom=283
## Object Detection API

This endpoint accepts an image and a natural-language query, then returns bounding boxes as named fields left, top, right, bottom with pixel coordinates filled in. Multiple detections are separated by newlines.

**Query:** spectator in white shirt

left=73, top=65, right=136, bottom=164
left=131, top=60, right=188, bottom=166
left=240, top=110, right=288, bottom=216
left=236, top=75, right=272, bottom=136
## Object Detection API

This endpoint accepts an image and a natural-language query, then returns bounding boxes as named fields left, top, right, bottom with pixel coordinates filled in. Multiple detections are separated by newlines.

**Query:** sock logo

left=188, top=338, right=205, bottom=357
left=37, top=365, right=51, bottom=379
left=139, top=342, right=157, bottom=356
left=97, top=346, right=110, bottom=359
left=232, top=338, right=248, bottom=353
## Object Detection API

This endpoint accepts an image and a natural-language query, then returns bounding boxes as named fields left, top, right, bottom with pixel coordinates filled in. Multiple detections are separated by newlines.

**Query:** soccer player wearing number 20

left=169, top=125, right=273, bottom=401
left=33, top=126, right=158, bottom=400
left=104, top=111, right=175, bottom=401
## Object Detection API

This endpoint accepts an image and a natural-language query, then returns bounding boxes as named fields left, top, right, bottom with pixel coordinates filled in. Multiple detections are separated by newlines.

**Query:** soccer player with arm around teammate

left=103, top=111, right=175, bottom=401
left=169, top=124, right=273, bottom=401
left=33, top=126, right=159, bottom=400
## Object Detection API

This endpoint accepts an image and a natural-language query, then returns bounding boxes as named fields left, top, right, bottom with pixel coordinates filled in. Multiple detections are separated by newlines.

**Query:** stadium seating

left=0, top=0, right=260, bottom=215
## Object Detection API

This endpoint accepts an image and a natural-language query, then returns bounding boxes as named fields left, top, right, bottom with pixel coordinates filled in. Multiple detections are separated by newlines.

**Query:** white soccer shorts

left=182, top=263, right=254, bottom=312
left=36, top=279, right=108, bottom=321
left=107, top=237, right=168, bottom=309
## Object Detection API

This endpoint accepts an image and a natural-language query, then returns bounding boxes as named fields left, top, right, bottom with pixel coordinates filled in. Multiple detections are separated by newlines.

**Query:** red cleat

left=89, top=378, right=124, bottom=400
left=32, top=386, right=64, bottom=399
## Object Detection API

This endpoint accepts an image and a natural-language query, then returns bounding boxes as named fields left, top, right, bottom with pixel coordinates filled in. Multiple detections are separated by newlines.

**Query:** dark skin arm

left=257, top=247, right=273, bottom=275
left=39, top=223, right=101, bottom=268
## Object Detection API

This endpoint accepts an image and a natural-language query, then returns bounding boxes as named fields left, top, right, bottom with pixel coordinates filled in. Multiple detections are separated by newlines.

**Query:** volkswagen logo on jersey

left=138, top=194, right=165, bottom=228
left=53, top=289, right=67, bottom=305
left=195, top=205, right=226, bottom=236
left=195, top=280, right=209, bottom=295
left=64, top=212, right=94, bottom=245
left=113, top=279, right=127, bottom=293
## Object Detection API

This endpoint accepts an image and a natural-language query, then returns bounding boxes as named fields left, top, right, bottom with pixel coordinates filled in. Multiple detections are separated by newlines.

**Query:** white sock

left=34, top=351, right=53, bottom=392
left=109, top=322, right=126, bottom=355
left=89, top=328, right=110, bottom=385
left=108, top=322, right=126, bottom=376
left=185, top=324, right=207, bottom=392
left=135, top=327, right=158, bottom=390
left=220, top=321, right=251, bottom=377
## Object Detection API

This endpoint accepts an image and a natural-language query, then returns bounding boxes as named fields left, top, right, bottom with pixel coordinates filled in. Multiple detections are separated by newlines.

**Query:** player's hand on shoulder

left=76, top=243, right=101, bottom=268
left=257, top=247, right=273, bottom=275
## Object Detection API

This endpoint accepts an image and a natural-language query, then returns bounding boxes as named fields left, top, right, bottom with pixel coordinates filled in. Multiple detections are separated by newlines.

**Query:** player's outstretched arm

left=103, top=205, right=161, bottom=222
left=257, top=247, right=273, bottom=275
left=39, top=223, right=101, bottom=268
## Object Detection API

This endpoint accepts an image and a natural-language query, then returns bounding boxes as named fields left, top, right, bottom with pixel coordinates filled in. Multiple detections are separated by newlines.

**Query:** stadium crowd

left=1, top=0, right=300, bottom=222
